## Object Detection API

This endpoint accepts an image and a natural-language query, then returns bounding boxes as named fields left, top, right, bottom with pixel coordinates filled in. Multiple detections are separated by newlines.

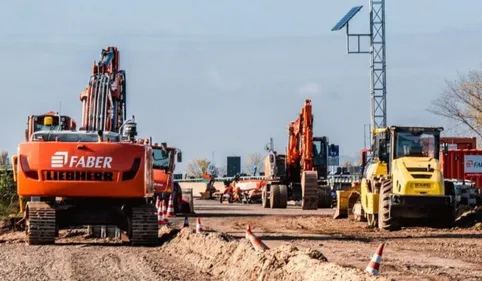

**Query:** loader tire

left=434, top=203, right=456, bottom=229
left=270, top=185, right=280, bottom=208
left=262, top=187, right=270, bottom=208
left=434, top=213, right=455, bottom=229
left=278, top=185, right=288, bottom=209
left=378, top=179, right=398, bottom=231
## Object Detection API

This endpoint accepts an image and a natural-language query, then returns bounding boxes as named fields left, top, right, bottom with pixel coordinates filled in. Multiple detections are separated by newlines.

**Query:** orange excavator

left=12, top=46, right=158, bottom=245
left=261, top=99, right=332, bottom=209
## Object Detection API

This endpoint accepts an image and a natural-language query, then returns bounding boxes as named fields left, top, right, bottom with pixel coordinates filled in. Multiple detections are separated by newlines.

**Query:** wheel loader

left=334, top=126, right=456, bottom=230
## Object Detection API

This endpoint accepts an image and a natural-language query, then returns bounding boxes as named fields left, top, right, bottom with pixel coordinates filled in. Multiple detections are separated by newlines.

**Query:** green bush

left=0, top=169, right=18, bottom=217
left=0, top=151, right=18, bottom=217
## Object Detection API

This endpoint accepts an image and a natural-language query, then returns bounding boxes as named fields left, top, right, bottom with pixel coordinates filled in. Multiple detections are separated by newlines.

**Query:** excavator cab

left=313, top=137, right=328, bottom=181
left=152, top=143, right=183, bottom=213
left=264, top=150, right=286, bottom=181
left=152, top=145, right=171, bottom=172
left=25, top=112, right=77, bottom=141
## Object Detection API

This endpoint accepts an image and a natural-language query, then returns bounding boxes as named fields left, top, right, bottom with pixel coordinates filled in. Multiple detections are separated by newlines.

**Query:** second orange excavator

left=151, top=142, right=184, bottom=212
left=261, top=99, right=332, bottom=209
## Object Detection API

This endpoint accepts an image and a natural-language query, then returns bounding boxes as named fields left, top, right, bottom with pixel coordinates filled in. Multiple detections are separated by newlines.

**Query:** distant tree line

left=429, top=68, right=482, bottom=145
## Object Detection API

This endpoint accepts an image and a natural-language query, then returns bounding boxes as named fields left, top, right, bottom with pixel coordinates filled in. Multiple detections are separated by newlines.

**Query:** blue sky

left=1, top=0, right=482, bottom=172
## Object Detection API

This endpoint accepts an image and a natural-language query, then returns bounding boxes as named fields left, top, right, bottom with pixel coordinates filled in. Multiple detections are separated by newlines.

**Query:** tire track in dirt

left=0, top=242, right=216, bottom=281
left=0, top=245, right=73, bottom=281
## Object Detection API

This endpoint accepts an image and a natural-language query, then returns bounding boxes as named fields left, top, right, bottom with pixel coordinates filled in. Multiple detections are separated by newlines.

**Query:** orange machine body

left=16, top=139, right=154, bottom=198
left=153, top=169, right=170, bottom=193
left=152, top=145, right=179, bottom=194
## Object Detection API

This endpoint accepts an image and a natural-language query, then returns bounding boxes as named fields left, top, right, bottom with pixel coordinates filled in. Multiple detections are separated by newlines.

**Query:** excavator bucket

left=301, top=171, right=319, bottom=210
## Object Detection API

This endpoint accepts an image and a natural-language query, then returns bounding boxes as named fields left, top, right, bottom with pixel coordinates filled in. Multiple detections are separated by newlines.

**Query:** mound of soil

left=162, top=228, right=389, bottom=281
left=0, top=219, right=10, bottom=234
left=455, top=207, right=482, bottom=228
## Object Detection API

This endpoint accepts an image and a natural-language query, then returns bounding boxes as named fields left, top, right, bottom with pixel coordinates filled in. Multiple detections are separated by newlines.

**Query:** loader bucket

left=333, top=190, right=351, bottom=219
left=348, top=192, right=363, bottom=221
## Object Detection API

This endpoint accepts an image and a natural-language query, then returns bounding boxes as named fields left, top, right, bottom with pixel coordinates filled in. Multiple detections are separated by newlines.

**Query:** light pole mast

left=331, top=0, right=387, bottom=146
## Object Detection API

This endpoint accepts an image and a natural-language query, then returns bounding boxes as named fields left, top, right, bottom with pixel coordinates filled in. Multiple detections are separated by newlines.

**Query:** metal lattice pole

left=370, top=0, right=387, bottom=132
left=331, top=0, right=387, bottom=147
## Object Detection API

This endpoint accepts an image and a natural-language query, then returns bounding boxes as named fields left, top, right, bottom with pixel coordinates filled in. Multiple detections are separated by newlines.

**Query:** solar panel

left=331, top=6, right=363, bottom=31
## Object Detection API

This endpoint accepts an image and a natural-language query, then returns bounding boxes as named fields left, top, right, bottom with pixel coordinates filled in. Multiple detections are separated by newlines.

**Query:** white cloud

left=206, top=65, right=241, bottom=92
left=299, top=82, right=321, bottom=97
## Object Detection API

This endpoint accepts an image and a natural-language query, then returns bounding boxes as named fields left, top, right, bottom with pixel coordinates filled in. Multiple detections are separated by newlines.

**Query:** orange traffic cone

left=196, top=217, right=203, bottom=233
left=167, top=194, right=175, bottom=217
left=157, top=199, right=163, bottom=225
left=183, top=217, right=189, bottom=228
left=162, top=200, right=168, bottom=224
left=246, top=224, right=269, bottom=251
left=246, top=225, right=252, bottom=239
left=365, top=243, right=385, bottom=275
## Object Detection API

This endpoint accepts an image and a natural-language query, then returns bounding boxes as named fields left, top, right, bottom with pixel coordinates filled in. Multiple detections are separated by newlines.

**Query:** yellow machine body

left=335, top=126, right=454, bottom=230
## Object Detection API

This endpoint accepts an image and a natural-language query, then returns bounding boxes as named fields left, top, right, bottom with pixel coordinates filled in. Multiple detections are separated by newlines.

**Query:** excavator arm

left=80, top=46, right=127, bottom=132
left=286, top=99, right=315, bottom=179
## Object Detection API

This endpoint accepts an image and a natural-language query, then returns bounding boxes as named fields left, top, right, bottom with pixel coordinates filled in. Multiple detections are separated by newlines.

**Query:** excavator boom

left=287, top=99, right=315, bottom=181
left=80, top=46, right=126, bottom=132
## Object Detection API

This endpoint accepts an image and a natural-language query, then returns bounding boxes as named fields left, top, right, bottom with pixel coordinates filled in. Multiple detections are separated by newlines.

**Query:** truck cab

left=152, top=143, right=181, bottom=194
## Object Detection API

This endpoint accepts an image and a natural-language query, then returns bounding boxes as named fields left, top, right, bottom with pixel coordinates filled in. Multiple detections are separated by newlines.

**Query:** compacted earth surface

left=0, top=199, right=480, bottom=281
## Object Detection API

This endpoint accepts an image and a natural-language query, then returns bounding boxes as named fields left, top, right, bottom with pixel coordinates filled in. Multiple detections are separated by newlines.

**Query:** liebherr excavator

left=261, top=99, right=332, bottom=209
left=12, top=46, right=159, bottom=245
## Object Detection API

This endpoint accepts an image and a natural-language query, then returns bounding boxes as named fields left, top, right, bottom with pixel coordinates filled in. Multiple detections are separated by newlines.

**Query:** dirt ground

left=0, top=229, right=217, bottom=281
left=0, top=199, right=480, bottom=281
left=194, top=199, right=482, bottom=281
